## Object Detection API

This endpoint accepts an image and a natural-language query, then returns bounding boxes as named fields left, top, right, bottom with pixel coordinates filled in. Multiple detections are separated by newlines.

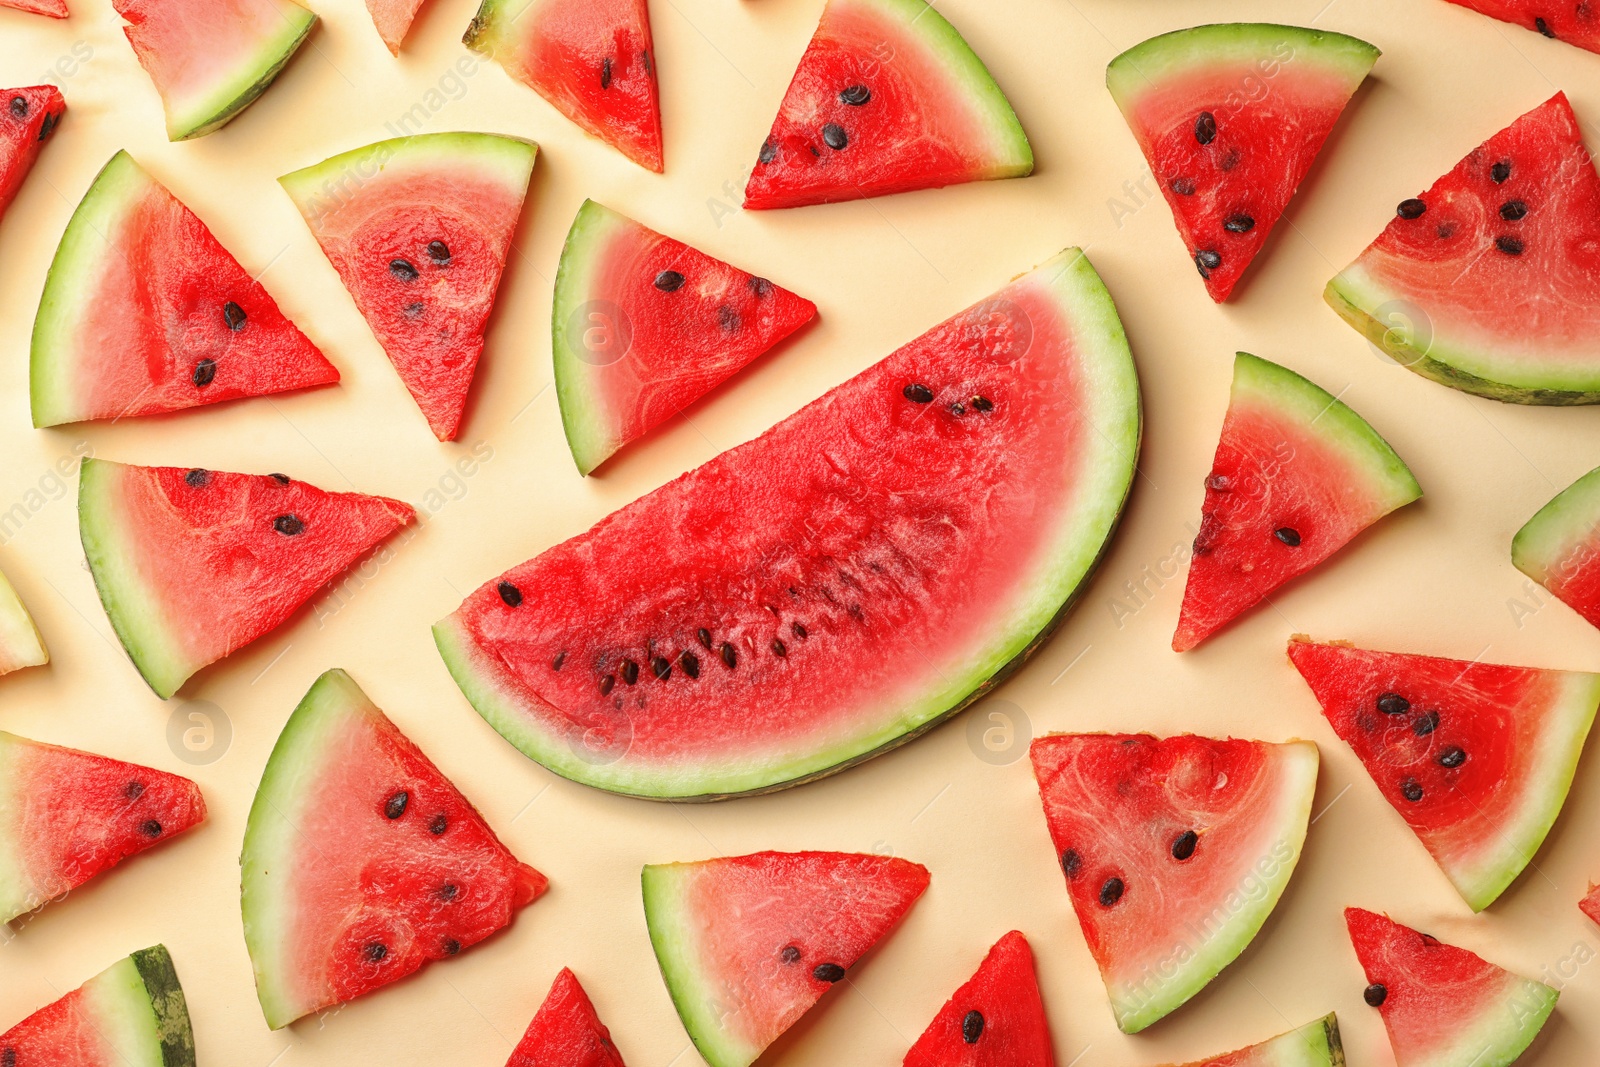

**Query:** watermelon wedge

left=903, top=931, right=1054, bottom=1067
left=743, top=0, right=1032, bottom=209
left=31, top=152, right=338, bottom=428
left=365, top=0, right=426, bottom=54
left=1158, top=1015, right=1344, bottom=1067
left=643, top=851, right=929, bottom=1067
left=1173, top=353, right=1420, bottom=652
left=435, top=248, right=1141, bottom=800
left=79, top=459, right=414, bottom=699
left=0, top=732, right=204, bottom=924
left=0, top=0, right=68, bottom=17
left=1444, top=1, right=1600, bottom=53
left=115, top=0, right=317, bottom=140
left=1029, top=733, right=1319, bottom=1033
left=1289, top=638, right=1600, bottom=911
left=0, top=946, right=195, bottom=1066
left=1582, top=883, right=1600, bottom=926
left=243, top=669, right=548, bottom=1029
left=507, top=968, right=625, bottom=1067
left=1327, top=94, right=1600, bottom=403
left=1, top=87, right=65, bottom=226
left=553, top=199, right=818, bottom=474
left=0, top=566, right=48, bottom=677
left=1107, top=24, right=1378, bottom=303
left=465, top=0, right=661, bottom=172
left=281, top=132, right=537, bottom=441
left=1346, top=908, right=1556, bottom=1067
left=1513, top=463, right=1600, bottom=630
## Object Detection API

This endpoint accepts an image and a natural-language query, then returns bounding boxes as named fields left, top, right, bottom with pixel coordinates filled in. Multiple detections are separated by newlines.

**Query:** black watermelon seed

left=385, top=791, right=408, bottom=819
left=439, top=883, right=459, bottom=901
left=601, top=57, right=613, bottom=89
left=429, top=814, right=447, bottom=834
left=1171, top=829, right=1199, bottom=861
left=8, top=96, right=25, bottom=118
left=1274, top=527, right=1302, bottom=547
left=840, top=84, right=871, bottom=106
left=822, top=123, right=848, bottom=150
left=1401, top=778, right=1424, bottom=802
left=1413, top=710, right=1440, bottom=736
left=962, top=1010, right=985, bottom=1044
left=124, top=780, right=145, bottom=799
left=620, top=659, right=639, bottom=685
left=949, top=402, right=966, bottom=416
left=1437, top=746, right=1466, bottom=768
left=1397, top=198, right=1427, bottom=219
left=1206, top=474, right=1231, bottom=492
left=651, top=655, right=672, bottom=680
left=970, top=395, right=994, bottom=412
left=1500, top=200, right=1529, bottom=221
left=643, top=48, right=653, bottom=75
left=759, top=140, right=777, bottom=165
left=389, top=258, right=419, bottom=281
left=37, top=112, right=54, bottom=141
left=1223, top=214, right=1256, bottom=233
left=1364, top=982, right=1387, bottom=1007
left=771, top=638, right=787, bottom=657
left=427, top=240, right=451, bottom=265
left=1170, top=177, right=1196, bottom=196
left=497, top=580, right=523, bottom=607
left=681, top=651, right=700, bottom=679
left=750, top=277, right=773, bottom=298
left=192, top=359, right=217, bottom=387
left=697, top=628, right=713, bottom=649
left=364, top=943, right=388, bottom=962
left=442, top=938, right=461, bottom=955
left=720, top=643, right=737, bottom=668
left=139, top=820, right=162, bottom=837
left=184, top=469, right=211, bottom=488
left=1437, top=223, right=1458, bottom=239
left=1194, top=111, right=1217, bottom=145
left=792, top=622, right=807, bottom=639
left=1536, top=16, right=1556, bottom=36
left=654, top=270, right=685, bottom=292
left=1491, top=160, right=1512, bottom=183
left=781, top=945, right=802, bottom=963
left=552, top=650, right=566, bottom=671
left=1193, top=249, right=1222, bottom=277
left=2, top=1047, right=13, bottom=1067
left=1061, top=848, right=1082, bottom=878
left=1377, top=692, right=1410, bottom=715
left=719, top=306, right=742, bottom=332
left=223, top=301, right=247, bottom=331
left=274, top=514, right=305, bottom=536
left=599, top=675, right=615, bottom=696
left=903, top=383, right=934, bottom=403
left=1099, top=877, right=1125, bottom=906
left=1219, top=148, right=1241, bottom=172
left=270, top=473, right=290, bottom=485
left=813, top=963, right=846, bottom=983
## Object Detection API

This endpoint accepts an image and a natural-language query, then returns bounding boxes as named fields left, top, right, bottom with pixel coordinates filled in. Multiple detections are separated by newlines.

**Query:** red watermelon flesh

left=365, top=0, right=426, bottom=54
left=0, top=732, right=205, bottom=924
left=903, top=931, right=1054, bottom=1067
left=507, top=968, right=625, bottom=1067
left=0, top=87, right=64, bottom=223
left=0, top=0, right=66, bottom=17
left=1584, top=883, right=1600, bottom=926
left=1444, top=1, right=1600, bottom=52
left=1513, top=463, right=1600, bottom=631
left=0, top=946, right=195, bottom=1066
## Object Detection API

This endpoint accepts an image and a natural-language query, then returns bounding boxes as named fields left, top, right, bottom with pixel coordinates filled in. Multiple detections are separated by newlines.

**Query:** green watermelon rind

left=159, top=3, right=318, bottom=140
left=0, top=567, right=48, bottom=675
left=1253, top=1012, right=1346, bottom=1067
left=435, top=247, right=1142, bottom=800
left=278, top=130, right=539, bottom=213
left=551, top=199, right=635, bottom=476
left=1428, top=973, right=1558, bottom=1067
left=76, top=946, right=197, bottom=1067
left=1106, top=22, right=1380, bottom=103
left=1512, top=463, right=1600, bottom=587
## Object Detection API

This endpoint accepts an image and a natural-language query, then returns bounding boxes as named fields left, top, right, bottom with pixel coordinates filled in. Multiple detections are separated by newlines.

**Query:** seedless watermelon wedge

left=1029, top=733, right=1318, bottom=1033
left=1513, top=463, right=1600, bottom=630
left=1108, top=24, right=1377, bottom=302
left=465, top=0, right=661, bottom=171
left=1327, top=94, right=1600, bottom=402
left=1, top=87, right=64, bottom=225
left=1346, top=908, right=1556, bottom=1067
left=1289, top=638, right=1600, bottom=911
left=1582, top=883, right=1600, bottom=927
left=553, top=199, right=818, bottom=474
left=0, top=946, right=195, bottom=1067
left=744, top=0, right=1032, bottom=209
left=1444, top=1, right=1600, bottom=53
left=643, top=851, right=929, bottom=1067
left=0, top=566, right=48, bottom=676
left=1158, top=1015, right=1344, bottom=1067
left=904, top=931, right=1054, bottom=1067
left=365, top=0, right=426, bottom=54
left=436, top=248, right=1141, bottom=800
left=281, top=132, right=537, bottom=441
left=507, top=968, right=626, bottom=1067
left=1174, top=354, right=1420, bottom=652
left=0, top=0, right=68, bottom=17
left=80, top=459, right=415, bottom=698
left=0, top=732, right=204, bottom=924
left=115, top=0, right=316, bottom=140
left=243, top=669, right=548, bottom=1029
left=32, top=152, right=338, bottom=428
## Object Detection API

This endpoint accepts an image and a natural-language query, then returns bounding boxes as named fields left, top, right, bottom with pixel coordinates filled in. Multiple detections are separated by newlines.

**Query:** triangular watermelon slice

left=243, top=669, right=548, bottom=1029
left=1, top=86, right=65, bottom=225
left=1582, top=883, right=1600, bottom=926
left=1289, top=638, right=1600, bottom=911
left=643, top=851, right=929, bottom=1067
left=1327, top=94, right=1600, bottom=402
left=1108, top=24, right=1378, bottom=302
left=507, top=968, right=626, bottom=1067
left=743, top=0, right=1032, bottom=210
left=1029, top=733, right=1318, bottom=1033
left=1159, top=1015, right=1344, bottom=1067
left=79, top=459, right=415, bottom=699
left=465, top=0, right=661, bottom=172
left=1346, top=908, right=1557, bottom=1067
left=0, top=946, right=196, bottom=1066
left=32, top=152, right=339, bottom=428
left=0, top=0, right=68, bottom=17
left=281, top=132, right=538, bottom=441
left=1173, top=353, right=1420, bottom=652
left=553, top=199, right=818, bottom=474
left=0, top=566, right=48, bottom=677
left=1513, top=462, right=1600, bottom=630
left=1444, top=0, right=1600, bottom=53
left=903, top=931, right=1054, bottom=1067
left=0, top=731, right=205, bottom=924
left=365, top=0, right=427, bottom=54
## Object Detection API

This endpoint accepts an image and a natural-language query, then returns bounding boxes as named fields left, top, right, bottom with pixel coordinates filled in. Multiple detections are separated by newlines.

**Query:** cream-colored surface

left=2, top=1, right=1599, bottom=1064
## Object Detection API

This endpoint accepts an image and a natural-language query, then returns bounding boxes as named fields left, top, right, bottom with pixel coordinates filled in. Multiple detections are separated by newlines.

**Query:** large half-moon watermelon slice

left=1512, top=462, right=1600, bottom=631
left=743, top=0, right=1032, bottom=210
left=507, top=968, right=626, bottom=1067
left=0, top=946, right=195, bottom=1066
left=1327, top=93, right=1600, bottom=403
left=1159, top=1015, right=1344, bottom=1067
left=465, top=0, right=661, bottom=172
left=1346, top=908, right=1556, bottom=1067
left=0, top=0, right=68, bottom=18
left=1029, top=733, right=1319, bottom=1033
left=553, top=199, right=817, bottom=474
left=436, top=248, right=1141, bottom=800
left=32, top=152, right=339, bottom=428
left=1289, top=638, right=1600, bottom=911
left=281, top=132, right=538, bottom=441
left=903, top=930, right=1054, bottom=1067
left=0, top=566, right=48, bottom=677
left=0, top=732, right=205, bottom=924
left=643, top=851, right=929, bottom=1067
left=242, top=669, right=548, bottom=1029
left=1, top=86, right=64, bottom=225
left=1443, top=0, right=1600, bottom=53
left=1173, top=353, right=1420, bottom=652
left=79, top=459, right=415, bottom=698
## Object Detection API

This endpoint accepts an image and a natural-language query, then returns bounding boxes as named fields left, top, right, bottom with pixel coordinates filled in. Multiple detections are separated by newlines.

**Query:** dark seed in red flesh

left=840, top=84, right=870, bottom=106
left=389, top=258, right=419, bottom=281
left=970, top=395, right=994, bottom=412
left=1397, top=198, right=1427, bottom=219
left=1536, top=16, right=1556, bottom=36
left=139, top=820, right=162, bottom=837
left=184, top=469, right=210, bottom=488
left=223, top=301, right=247, bottom=330
left=1193, top=250, right=1221, bottom=277
left=442, top=938, right=461, bottom=955
left=599, top=675, right=615, bottom=696
left=1194, top=111, right=1217, bottom=145
left=552, top=650, right=566, bottom=671
left=274, top=514, right=305, bottom=536
left=697, top=628, right=712, bottom=649
left=651, top=655, right=671, bottom=680
left=903, top=383, right=934, bottom=403
left=192, top=359, right=217, bottom=387
left=427, top=240, right=451, bottom=265
left=1170, top=177, right=1195, bottom=196
left=949, top=402, right=965, bottom=416
left=1437, top=223, right=1457, bottom=239
left=429, top=814, right=447, bottom=834
left=1437, top=746, right=1466, bottom=768
left=270, top=473, right=290, bottom=485
left=7, top=97, right=24, bottom=118
left=642, top=50, right=652, bottom=75
left=1171, top=830, right=1198, bottom=860
left=1223, top=214, right=1255, bottom=233
left=497, top=580, right=523, bottom=607
left=3, top=1047, right=13, bottom=1067
left=962, top=1010, right=985, bottom=1044
left=750, top=277, right=773, bottom=298
left=1401, top=778, right=1424, bottom=802
left=1500, top=200, right=1529, bottom=221
left=1491, top=160, right=1512, bottom=183
left=1274, top=526, right=1301, bottom=547
left=781, top=945, right=801, bottom=963
left=1061, top=848, right=1081, bottom=878
left=364, top=942, right=388, bottom=962
left=620, top=659, right=639, bottom=685
left=1219, top=148, right=1241, bottom=171
left=813, top=963, right=845, bottom=983
left=1413, top=710, right=1440, bottom=736
left=655, top=270, right=684, bottom=292
left=822, top=123, right=848, bottom=150
left=719, top=306, right=741, bottom=332
left=1377, top=692, right=1410, bottom=715
left=1364, top=982, right=1387, bottom=1006
left=681, top=651, right=700, bottom=679
left=125, top=780, right=145, bottom=799
left=1206, top=474, right=1230, bottom=491
left=759, top=140, right=777, bottom=165
left=385, top=791, right=408, bottom=819
left=601, top=57, right=613, bottom=89
left=771, top=638, right=787, bottom=657
left=792, top=622, right=807, bottom=638
left=37, top=112, right=54, bottom=140
left=439, top=883, right=459, bottom=901
left=1099, top=877, right=1125, bottom=906
left=720, top=643, right=737, bottom=669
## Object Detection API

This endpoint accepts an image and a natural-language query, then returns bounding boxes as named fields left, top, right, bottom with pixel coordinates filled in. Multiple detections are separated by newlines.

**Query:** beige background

left=3, top=0, right=1600, bottom=1064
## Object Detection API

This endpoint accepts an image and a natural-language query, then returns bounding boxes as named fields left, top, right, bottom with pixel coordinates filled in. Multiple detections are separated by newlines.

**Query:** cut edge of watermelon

left=0, top=567, right=48, bottom=675
left=1512, top=462, right=1600, bottom=590
left=0, top=0, right=69, bottom=17
left=69, top=946, right=196, bottom=1067
left=1107, top=22, right=1378, bottom=101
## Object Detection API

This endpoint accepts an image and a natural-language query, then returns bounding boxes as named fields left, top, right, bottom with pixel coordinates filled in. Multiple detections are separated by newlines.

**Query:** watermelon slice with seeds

left=553, top=199, right=818, bottom=474
left=0, top=946, right=195, bottom=1066
left=1289, top=638, right=1600, bottom=911
left=1108, top=24, right=1378, bottom=302
left=1029, top=733, right=1318, bottom=1033
left=0, top=0, right=68, bottom=17
left=903, top=931, right=1054, bottom=1067
left=32, top=152, right=339, bottom=428
left=0, top=732, right=204, bottom=924
left=1173, top=353, right=1420, bottom=652
left=507, top=968, right=626, bottom=1067
left=1, top=87, right=65, bottom=225
left=435, top=248, right=1140, bottom=800
left=1327, top=94, right=1600, bottom=403
left=743, top=0, right=1032, bottom=209
left=1159, top=1015, right=1344, bottom=1067
left=79, top=459, right=415, bottom=699
left=243, top=669, right=548, bottom=1029
left=0, top=566, right=48, bottom=677
left=1443, top=1, right=1600, bottom=53
left=465, top=0, right=661, bottom=171
left=643, top=851, right=929, bottom=1067
left=281, top=132, right=537, bottom=441
left=1513, top=462, right=1600, bottom=630
left=1346, top=908, right=1556, bottom=1067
